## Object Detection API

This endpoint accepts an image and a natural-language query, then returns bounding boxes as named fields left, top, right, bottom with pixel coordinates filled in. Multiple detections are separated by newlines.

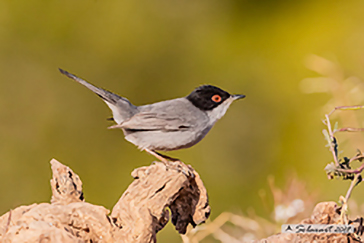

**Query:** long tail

left=59, top=68, right=122, bottom=105
left=59, top=68, right=137, bottom=124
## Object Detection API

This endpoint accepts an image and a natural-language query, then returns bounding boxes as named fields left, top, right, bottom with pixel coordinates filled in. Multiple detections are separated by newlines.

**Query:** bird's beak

left=232, top=94, right=246, bottom=100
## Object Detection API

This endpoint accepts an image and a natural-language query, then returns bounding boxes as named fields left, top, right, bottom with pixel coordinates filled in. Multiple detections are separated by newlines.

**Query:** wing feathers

left=109, top=112, right=191, bottom=131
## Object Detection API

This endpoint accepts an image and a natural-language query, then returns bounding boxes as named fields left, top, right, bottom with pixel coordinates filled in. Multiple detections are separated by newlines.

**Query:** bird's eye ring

left=211, top=94, right=222, bottom=103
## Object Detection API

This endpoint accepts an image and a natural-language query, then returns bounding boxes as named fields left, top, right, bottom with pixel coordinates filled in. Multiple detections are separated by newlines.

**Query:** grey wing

left=119, top=112, right=191, bottom=131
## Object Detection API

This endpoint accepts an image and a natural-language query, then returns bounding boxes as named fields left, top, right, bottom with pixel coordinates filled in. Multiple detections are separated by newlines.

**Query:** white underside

left=206, top=96, right=235, bottom=125
left=105, top=101, right=123, bottom=124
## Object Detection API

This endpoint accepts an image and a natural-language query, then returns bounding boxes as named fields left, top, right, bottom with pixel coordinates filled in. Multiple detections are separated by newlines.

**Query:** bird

left=59, top=69, right=245, bottom=163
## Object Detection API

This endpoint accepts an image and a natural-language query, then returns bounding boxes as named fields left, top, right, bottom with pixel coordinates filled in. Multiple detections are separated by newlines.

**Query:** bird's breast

left=123, top=124, right=213, bottom=152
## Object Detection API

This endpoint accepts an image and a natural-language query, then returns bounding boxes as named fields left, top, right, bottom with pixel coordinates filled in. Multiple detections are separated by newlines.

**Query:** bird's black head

left=186, top=85, right=232, bottom=111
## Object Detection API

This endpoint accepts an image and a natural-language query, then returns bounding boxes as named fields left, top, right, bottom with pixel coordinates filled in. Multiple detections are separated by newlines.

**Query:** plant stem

left=325, top=114, right=339, bottom=166
left=328, top=105, right=364, bottom=117
left=345, top=173, right=361, bottom=201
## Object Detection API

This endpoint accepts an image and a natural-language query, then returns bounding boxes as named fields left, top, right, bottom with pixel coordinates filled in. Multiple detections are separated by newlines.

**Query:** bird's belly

left=124, top=126, right=212, bottom=151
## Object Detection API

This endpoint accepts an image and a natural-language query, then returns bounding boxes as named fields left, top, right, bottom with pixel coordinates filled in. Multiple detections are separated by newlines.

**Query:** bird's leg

left=144, top=148, right=169, bottom=164
left=144, top=149, right=180, bottom=163
left=154, top=151, right=180, bottom=162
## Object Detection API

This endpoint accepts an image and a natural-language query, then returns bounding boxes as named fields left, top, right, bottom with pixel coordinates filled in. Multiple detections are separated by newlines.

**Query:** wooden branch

left=111, top=161, right=210, bottom=242
left=0, top=159, right=210, bottom=242
left=50, top=159, right=84, bottom=205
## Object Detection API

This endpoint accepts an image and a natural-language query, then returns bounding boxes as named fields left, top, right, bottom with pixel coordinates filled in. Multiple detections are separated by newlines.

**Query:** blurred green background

left=2, top=0, right=364, bottom=242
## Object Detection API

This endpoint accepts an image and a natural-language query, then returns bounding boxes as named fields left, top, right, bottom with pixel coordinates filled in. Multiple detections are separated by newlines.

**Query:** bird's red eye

left=211, top=94, right=222, bottom=103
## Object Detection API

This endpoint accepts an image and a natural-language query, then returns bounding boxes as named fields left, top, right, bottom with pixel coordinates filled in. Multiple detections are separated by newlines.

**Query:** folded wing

left=115, top=112, right=192, bottom=131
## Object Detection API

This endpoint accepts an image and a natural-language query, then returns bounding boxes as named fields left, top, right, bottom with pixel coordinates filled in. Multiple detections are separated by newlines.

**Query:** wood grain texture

left=0, top=159, right=210, bottom=243
left=111, top=161, right=210, bottom=242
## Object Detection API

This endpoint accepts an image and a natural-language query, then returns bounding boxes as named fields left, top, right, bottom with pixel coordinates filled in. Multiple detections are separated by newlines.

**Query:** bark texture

left=0, top=159, right=210, bottom=243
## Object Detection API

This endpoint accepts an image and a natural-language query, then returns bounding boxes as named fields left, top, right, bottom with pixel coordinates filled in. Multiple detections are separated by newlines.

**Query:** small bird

left=59, top=69, right=245, bottom=162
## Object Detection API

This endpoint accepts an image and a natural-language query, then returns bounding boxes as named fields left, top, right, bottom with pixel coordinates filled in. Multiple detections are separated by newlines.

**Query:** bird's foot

left=167, top=161, right=193, bottom=177
left=144, top=149, right=191, bottom=176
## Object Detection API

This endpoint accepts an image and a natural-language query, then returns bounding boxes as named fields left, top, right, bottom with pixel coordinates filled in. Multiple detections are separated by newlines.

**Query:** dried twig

left=324, top=106, right=364, bottom=202
left=327, top=105, right=364, bottom=117
left=324, top=114, right=339, bottom=166
left=345, top=174, right=362, bottom=202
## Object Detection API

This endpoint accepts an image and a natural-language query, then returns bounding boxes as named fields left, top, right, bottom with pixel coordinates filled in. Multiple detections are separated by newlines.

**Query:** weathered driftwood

left=0, top=159, right=210, bottom=243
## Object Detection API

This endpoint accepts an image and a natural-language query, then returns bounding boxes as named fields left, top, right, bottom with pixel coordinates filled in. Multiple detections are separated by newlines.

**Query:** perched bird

left=59, top=69, right=245, bottom=162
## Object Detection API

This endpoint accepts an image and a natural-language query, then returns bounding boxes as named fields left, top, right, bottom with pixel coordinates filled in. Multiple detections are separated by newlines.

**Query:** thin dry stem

left=325, top=114, right=340, bottom=166
left=336, top=163, right=364, bottom=175
left=345, top=174, right=361, bottom=202
left=327, top=105, right=364, bottom=117
left=336, top=127, right=364, bottom=133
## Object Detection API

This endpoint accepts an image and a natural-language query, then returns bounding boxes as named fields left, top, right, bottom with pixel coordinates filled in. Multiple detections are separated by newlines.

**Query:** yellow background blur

left=2, top=0, right=364, bottom=242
